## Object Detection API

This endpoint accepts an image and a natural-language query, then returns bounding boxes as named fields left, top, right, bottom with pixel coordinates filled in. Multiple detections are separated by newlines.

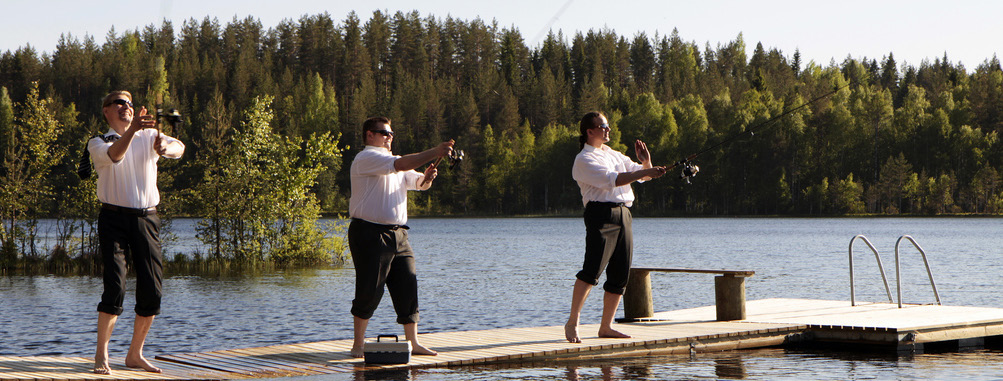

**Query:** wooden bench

left=622, top=267, right=756, bottom=322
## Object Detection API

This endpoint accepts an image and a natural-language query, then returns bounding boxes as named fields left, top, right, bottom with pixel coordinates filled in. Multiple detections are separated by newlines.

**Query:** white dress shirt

left=572, top=144, right=644, bottom=207
left=88, top=128, right=184, bottom=209
left=349, top=145, right=429, bottom=225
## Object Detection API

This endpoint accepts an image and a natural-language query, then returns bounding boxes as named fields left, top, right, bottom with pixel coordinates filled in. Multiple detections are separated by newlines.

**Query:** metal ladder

left=848, top=235, right=942, bottom=308
left=848, top=235, right=892, bottom=306
left=895, top=235, right=942, bottom=308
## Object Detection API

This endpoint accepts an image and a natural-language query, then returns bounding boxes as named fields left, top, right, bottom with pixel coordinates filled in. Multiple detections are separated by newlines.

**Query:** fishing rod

left=666, top=84, right=849, bottom=183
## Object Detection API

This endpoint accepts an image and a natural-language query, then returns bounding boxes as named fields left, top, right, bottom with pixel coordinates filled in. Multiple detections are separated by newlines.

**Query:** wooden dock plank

left=274, top=341, right=355, bottom=361
left=215, top=347, right=341, bottom=372
left=181, top=350, right=317, bottom=376
left=206, top=346, right=334, bottom=371
left=159, top=353, right=258, bottom=375
left=0, top=355, right=233, bottom=380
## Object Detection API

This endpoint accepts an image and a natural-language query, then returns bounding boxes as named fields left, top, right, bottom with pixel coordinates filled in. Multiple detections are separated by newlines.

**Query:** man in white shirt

left=89, top=91, right=185, bottom=375
left=565, top=111, right=666, bottom=343
left=348, top=116, right=453, bottom=358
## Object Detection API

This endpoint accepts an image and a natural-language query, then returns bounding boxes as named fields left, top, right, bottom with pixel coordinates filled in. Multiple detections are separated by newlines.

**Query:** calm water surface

left=2, top=217, right=1003, bottom=380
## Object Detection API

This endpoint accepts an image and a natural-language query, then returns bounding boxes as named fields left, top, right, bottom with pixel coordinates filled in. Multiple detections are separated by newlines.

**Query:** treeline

left=2, top=10, right=1003, bottom=229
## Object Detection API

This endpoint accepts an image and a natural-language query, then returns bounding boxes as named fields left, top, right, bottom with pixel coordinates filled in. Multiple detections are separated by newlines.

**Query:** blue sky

left=2, top=0, right=1000, bottom=70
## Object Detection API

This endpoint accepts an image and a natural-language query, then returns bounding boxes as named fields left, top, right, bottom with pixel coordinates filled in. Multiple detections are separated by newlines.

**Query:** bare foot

left=411, top=342, right=438, bottom=356
left=565, top=322, right=582, bottom=343
left=124, top=355, right=162, bottom=373
left=93, top=356, right=111, bottom=375
left=350, top=346, right=365, bottom=358
left=598, top=327, right=631, bottom=339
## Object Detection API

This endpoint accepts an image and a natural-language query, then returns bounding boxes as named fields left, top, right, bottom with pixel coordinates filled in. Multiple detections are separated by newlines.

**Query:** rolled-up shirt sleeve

left=160, top=134, right=185, bottom=159
left=403, top=170, right=426, bottom=191
left=352, top=148, right=399, bottom=177
left=88, top=137, right=115, bottom=168
left=573, top=153, right=619, bottom=190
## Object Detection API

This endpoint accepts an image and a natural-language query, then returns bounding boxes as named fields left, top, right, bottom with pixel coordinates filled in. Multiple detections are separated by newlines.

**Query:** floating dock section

left=3, top=298, right=1003, bottom=380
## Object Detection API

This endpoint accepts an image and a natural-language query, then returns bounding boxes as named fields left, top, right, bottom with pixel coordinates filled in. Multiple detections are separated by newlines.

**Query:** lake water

left=2, top=217, right=1003, bottom=380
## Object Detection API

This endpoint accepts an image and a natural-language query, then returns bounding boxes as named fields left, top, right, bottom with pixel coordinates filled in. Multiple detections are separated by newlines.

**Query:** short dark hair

left=579, top=111, right=603, bottom=148
left=362, top=116, right=391, bottom=135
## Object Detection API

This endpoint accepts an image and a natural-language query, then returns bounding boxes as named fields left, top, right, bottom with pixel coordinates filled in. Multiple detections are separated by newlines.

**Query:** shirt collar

left=582, top=144, right=608, bottom=153
left=363, top=145, right=391, bottom=153
left=104, top=129, right=120, bottom=138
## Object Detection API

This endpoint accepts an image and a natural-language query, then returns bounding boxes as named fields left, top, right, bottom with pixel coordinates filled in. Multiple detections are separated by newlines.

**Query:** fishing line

left=667, top=84, right=849, bottom=183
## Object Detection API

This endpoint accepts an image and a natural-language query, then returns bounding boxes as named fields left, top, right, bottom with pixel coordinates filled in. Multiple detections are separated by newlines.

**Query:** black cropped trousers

left=348, top=218, right=420, bottom=324
left=97, top=207, right=163, bottom=317
left=576, top=201, right=633, bottom=295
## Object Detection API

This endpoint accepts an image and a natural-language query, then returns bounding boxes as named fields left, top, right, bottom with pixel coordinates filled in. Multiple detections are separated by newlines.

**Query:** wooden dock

left=3, top=298, right=1003, bottom=380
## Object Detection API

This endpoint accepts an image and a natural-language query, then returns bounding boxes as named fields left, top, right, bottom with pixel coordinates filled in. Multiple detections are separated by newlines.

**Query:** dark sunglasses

left=593, top=123, right=610, bottom=130
left=370, top=129, right=394, bottom=137
left=107, top=99, right=133, bottom=108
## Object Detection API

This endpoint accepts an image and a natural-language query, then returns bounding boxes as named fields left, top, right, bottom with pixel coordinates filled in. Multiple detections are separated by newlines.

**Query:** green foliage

left=188, top=95, right=346, bottom=265
left=0, top=9, right=1000, bottom=251
left=0, top=83, right=65, bottom=261
left=832, top=173, right=866, bottom=214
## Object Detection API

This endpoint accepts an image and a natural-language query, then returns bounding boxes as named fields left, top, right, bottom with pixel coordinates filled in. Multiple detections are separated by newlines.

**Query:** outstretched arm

left=394, top=140, right=454, bottom=172
left=615, top=166, right=667, bottom=186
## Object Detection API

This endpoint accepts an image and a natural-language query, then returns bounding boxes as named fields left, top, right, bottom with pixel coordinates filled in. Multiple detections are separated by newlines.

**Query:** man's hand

left=635, top=139, right=651, bottom=166
left=420, top=160, right=439, bottom=187
left=419, top=140, right=452, bottom=186
left=645, top=166, right=668, bottom=179
left=395, top=139, right=455, bottom=172
left=130, top=107, right=156, bottom=132
left=614, top=166, right=667, bottom=186
left=436, top=139, right=455, bottom=158
left=154, top=134, right=170, bottom=156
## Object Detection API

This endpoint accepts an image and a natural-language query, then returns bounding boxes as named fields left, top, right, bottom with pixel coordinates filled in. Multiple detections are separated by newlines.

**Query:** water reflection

left=714, top=357, right=747, bottom=379
left=564, top=364, right=614, bottom=381
left=353, top=368, right=412, bottom=381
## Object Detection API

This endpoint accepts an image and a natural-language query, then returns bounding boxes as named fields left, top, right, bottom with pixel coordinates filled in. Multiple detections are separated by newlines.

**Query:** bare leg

left=94, top=312, right=118, bottom=374
left=404, top=323, right=437, bottom=355
left=350, top=316, right=368, bottom=358
left=124, top=315, right=161, bottom=373
left=565, top=279, right=592, bottom=343
left=598, top=291, right=630, bottom=338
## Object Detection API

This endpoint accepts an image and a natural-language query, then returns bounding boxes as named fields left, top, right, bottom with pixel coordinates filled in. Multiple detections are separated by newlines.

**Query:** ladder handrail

left=895, top=235, right=942, bottom=308
left=848, top=235, right=893, bottom=306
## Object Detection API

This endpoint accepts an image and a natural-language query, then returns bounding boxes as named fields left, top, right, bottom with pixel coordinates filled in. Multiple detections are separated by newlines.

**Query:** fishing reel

left=679, top=160, right=699, bottom=184
left=448, top=149, right=465, bottom=169
left=420, top=148, right=464, bottom=187
left=155, top=106, right=184, bottom=127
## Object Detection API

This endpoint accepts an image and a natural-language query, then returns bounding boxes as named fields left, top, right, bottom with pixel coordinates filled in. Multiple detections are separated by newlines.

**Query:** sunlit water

left=3, top=217, right=1003, bottom=380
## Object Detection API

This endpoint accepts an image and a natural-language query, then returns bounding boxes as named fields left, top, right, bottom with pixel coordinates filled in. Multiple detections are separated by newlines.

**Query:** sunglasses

left=594, top=123, right=610, bottom=131
left=370, top=129, right=394, bottom=137
left=107, top=99, right=133, bottom=108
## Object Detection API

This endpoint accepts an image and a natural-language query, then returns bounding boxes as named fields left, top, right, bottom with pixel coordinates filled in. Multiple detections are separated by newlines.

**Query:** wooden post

left=623, top=269, right=653, bottom=321
left=715, top=275, right=747, bottom=321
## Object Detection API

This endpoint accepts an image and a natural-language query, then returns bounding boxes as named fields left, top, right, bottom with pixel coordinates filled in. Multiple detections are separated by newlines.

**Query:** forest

left=1, top=11, right=1002, bottom=267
